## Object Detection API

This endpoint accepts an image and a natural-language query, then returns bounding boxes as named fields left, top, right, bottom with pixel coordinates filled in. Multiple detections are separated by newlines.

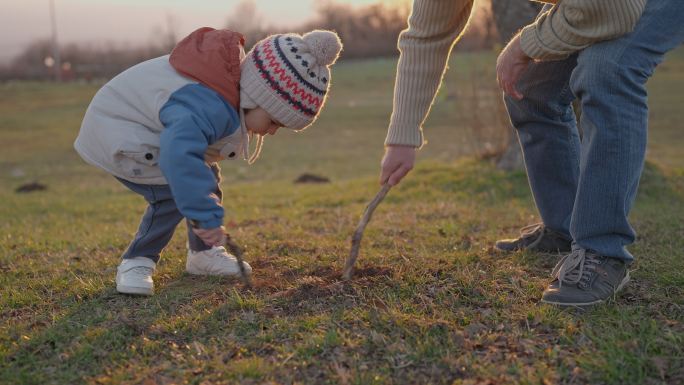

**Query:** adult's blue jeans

left=505, top=0, right=684, bottom=261
left=117, top=164, right=222, bottom=263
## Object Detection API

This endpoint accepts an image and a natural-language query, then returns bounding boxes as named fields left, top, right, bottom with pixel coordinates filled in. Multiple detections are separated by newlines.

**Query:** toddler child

left=74, top=27, right=342, bottom=295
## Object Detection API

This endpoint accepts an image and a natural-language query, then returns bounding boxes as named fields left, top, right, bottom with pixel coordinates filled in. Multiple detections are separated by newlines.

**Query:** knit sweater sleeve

left=519, top=0, right=647, bottom=61
left=385, top=0, right=475, bottom=148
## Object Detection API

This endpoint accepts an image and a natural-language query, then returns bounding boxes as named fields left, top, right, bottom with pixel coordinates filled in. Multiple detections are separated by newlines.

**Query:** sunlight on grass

left=1, top=49, right=683, bottom=384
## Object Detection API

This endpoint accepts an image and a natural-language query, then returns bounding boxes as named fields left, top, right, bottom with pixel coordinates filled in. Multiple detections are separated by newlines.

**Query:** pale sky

left=0, top=0, right=408, bottom=64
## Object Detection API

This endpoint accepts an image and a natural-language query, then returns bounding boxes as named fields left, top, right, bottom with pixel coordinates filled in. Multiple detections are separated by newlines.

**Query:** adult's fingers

left=507, top=68, right=524, bottom=100
left=502, top=76, right=522, bottom=100
left=511, top=85, right=523, bottom=100
left=505, top=81, right=517, bottom=100
left=380, top=161, right=400, bottom=185
left=388, top=165, right=412, bottom=186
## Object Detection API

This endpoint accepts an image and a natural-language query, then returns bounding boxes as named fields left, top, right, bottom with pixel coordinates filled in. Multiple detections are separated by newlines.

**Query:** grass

left=1, top=48, right=683, bottom=384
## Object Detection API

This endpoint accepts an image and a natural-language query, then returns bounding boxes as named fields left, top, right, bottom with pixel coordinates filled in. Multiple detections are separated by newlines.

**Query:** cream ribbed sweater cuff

left=519, top=23, right=569, bottom=61
left=519, top=0, right=646, bottom=61
left=385, top=121, right=423, bottom=147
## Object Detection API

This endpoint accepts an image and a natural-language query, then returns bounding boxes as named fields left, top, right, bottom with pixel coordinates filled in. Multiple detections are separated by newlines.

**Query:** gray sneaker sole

left=540, top=271, right=630, bottom=307
left=494, top=240, right=571, bottom=253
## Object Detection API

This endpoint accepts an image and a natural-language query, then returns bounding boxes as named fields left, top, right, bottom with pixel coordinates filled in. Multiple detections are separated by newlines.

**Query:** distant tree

left=150, top=13, right=180, bottom=54
left=4, top=40, right=54, bottom=80
left=225, top=0, right=273, bottom=49
left=490, top=0, right=542, bottom=43
left=0, top=39, right=170, bottom=81
left=303, top=1, right=410, bottom=59
left=0, top=0, right=507, bottom=81
left=457, top=1, right=499, bottom=51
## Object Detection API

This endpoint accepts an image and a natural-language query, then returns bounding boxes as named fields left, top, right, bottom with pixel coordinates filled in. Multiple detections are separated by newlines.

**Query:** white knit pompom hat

left=240, top=30, right=342, bottom=130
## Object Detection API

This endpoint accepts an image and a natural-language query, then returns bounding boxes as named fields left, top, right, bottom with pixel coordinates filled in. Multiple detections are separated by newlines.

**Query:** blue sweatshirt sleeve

left=158, top=83, right=240, bottom=229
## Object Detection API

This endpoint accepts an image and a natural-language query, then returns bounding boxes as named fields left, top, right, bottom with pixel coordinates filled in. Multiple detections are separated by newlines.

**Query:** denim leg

left=568, top=0, right=684, bottom=261
left=117, top=178, right=184, bottom=263
left=186, top=163, right=223, bottom=252
left=504, top=56, right=580, bottom=237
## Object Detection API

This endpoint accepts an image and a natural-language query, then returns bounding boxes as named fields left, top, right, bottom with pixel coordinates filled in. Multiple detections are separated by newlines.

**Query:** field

left=1, top=48, right=683, bottom=384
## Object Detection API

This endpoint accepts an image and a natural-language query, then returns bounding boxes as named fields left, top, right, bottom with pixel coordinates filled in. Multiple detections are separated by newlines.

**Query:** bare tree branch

left=223, top=232, right=253, bottom=289
left=343, top=184, right=392, bottom=280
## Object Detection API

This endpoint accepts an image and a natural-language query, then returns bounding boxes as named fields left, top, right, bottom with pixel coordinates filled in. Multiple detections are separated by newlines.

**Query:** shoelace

left=209, top=246, right=229, bottom=258
left=518, top=223, right=546, bottom=248
left=201, top=247, right=235, bottom=275
left=128, top=266, right=154, bottom=278
left=551, top=248, right=601, bottom=287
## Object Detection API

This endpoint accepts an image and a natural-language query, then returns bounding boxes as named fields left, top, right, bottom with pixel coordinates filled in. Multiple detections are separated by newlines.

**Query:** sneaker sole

left=116, top=284, right=154, bottom=296
left=494, top=243, right=571, bottom=254
left=185, top=267, right=244, bottom=276
left=540, top=271, right=630, bottom=307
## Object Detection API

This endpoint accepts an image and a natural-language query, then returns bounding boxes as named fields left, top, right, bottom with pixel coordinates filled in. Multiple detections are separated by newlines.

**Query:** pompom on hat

left=240, top=30, right=342, bottom=130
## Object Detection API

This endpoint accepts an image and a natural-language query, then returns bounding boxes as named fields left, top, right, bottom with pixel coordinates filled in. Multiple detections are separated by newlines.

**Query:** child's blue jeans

left=117, top=164, right=222, bottom=263
left=505, top=0, right=684, bottom=261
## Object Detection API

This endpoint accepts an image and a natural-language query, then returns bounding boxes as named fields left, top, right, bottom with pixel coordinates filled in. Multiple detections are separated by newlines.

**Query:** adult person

left=380, top=0, right=683, bottom=306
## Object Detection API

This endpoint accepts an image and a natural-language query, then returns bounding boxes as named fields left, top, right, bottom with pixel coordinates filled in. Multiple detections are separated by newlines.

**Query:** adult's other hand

left=496, top=34, right=532, bottom=100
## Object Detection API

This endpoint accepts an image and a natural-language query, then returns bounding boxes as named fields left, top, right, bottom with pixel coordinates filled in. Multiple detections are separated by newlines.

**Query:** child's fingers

left=218, top=233, right=227, bottom=247
left=193, top=227, right=226, bottom=247
left=210, top=228, right=226, bottom=247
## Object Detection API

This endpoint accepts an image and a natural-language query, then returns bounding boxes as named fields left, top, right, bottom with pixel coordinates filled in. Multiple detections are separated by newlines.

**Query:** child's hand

left=192, top=226, right=226, bottom=247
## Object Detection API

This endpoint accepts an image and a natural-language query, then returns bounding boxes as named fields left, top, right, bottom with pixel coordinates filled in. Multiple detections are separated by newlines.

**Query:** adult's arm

left=381, top=0, right=474, bottom=186
left=519, top=0, right=647, bottom=61
left=385, top=0, right=475, bottom=148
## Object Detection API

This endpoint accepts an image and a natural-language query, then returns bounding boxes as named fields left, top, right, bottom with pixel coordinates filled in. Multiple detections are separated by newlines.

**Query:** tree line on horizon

left=0, top=0, right=499, bottom=82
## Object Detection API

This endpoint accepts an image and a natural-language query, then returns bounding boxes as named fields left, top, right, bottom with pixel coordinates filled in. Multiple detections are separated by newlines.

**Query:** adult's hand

left=496, top=34, right=532, bottom=100
left=380, top=145, right=416, bottom=186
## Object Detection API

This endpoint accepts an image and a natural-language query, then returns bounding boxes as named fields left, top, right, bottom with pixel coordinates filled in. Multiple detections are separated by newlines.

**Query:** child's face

left=244, top=107, right=283, bottom=136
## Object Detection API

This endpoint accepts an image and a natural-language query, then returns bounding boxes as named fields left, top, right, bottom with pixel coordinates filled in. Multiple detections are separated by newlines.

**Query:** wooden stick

left=223, top=232, right=253, bottom=289
left=343, top=184, right=392, bottom=280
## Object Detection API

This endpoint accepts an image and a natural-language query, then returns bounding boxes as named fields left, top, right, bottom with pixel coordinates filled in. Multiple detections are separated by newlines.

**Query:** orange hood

left=169, top=27, right=245, bottom=110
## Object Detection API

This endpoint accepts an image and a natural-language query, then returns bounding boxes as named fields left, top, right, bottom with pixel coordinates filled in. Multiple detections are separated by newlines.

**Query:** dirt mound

left=293, top=173, right=330, bottom=184
left=15, top=182, right=47, bottom=193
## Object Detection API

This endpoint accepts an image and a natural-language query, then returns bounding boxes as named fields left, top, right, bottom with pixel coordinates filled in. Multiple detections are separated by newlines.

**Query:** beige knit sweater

left=385, top=0, right=647, bottom=148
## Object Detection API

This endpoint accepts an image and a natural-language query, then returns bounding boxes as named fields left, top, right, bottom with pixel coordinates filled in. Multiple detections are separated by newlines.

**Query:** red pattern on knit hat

left=241, top=30, right=340, bottom=130
left=259, top=39, right=322, bottom=110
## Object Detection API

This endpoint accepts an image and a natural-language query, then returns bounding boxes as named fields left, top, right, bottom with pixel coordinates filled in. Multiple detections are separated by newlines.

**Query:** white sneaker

left=116, top=257, right=156, bottom=296
left=186, top=246, right=252, bottom=276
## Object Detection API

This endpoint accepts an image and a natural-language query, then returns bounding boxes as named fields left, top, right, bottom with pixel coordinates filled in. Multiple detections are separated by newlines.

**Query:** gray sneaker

left=541, top=249, right=630, bottom=306
left=495, top=223, right=572, bottom=253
